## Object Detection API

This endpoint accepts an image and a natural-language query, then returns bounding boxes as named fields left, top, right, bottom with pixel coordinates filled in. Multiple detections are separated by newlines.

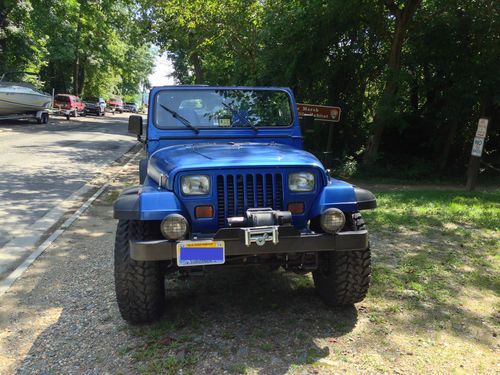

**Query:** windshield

left=55, top=95, right=70, bottom=102
left=154, top=89, right=293, bottom=129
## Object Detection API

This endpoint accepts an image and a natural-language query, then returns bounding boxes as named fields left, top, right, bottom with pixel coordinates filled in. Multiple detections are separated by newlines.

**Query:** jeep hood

left=148, top=142, right=325, bottom=189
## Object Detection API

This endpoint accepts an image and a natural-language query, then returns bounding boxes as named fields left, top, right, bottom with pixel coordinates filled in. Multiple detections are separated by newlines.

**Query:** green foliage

left=0, top=0, right=154, bottom=99
left=143, top=0, right=499, bottom=176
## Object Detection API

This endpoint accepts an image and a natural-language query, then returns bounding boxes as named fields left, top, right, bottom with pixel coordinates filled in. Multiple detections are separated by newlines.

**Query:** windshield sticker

left=218, top=117, right=232, bottom=127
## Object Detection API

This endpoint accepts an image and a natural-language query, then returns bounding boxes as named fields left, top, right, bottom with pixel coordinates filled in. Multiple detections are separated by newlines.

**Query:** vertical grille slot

left=246, top=174, right=254, bottom=208
left=216, top=172, right=284, bottom=227
left=256, top=174, right=264, bottom=207
left=227, top=175, right=234, bottom=216
left=275, top=174, right=283, bottom=210
left=236, top=175, right=244, bottom=215
left=265, top=174, right=273, bottom=207
left=217, top=175, right=225, bottom=226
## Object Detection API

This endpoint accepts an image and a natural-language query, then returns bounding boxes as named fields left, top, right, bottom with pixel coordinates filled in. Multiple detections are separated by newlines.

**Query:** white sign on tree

left=471, top=118, right=489, bottom=157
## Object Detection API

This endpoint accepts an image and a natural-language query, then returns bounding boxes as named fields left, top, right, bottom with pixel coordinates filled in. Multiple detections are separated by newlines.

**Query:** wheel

left=313, top=213, right=371, bottom=306
left=37, top=112, right=48, bottom=124
left=101, top=110, right=105, bottom=116
left=114, top=220, right=166, bottom=324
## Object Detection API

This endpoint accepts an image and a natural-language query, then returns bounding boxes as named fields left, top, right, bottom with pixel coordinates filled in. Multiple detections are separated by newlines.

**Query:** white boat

left=0, top=73, right=52, bottom=116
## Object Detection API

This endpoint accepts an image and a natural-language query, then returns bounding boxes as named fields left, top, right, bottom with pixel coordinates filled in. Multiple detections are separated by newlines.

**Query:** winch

left=226, top=208, right=292, bottom=228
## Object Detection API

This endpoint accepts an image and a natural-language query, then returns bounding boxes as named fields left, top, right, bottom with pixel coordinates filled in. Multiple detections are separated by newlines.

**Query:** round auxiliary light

left=320, top=208, right=346, bottom=234
left=161, top=214, right=188, bottom=240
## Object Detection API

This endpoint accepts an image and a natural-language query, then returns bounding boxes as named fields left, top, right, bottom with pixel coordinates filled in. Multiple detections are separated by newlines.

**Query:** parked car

left=53, top=94, right=85, bottom=117
left=84, top=97, right=106, bottom=116
left=107, top=97, right=124, bottom=113
left=113, top=86, right=377, bottom=324
left=124, top=102, right=138, bottom=113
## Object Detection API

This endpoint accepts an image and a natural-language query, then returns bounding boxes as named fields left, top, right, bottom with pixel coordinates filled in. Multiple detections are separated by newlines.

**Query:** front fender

left=310, top=179, right=376, bottom=216
left=113, top=186, right=183, bottom=221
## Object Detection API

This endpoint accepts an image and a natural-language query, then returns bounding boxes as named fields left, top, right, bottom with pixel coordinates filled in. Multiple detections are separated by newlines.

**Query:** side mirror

left=128, top=115, right=143, bottom=141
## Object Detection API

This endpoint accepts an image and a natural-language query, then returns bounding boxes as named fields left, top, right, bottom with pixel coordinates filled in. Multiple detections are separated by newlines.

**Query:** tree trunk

left=363, top=0, right=421, bottom=166
left=188, top=31, right=204, bottom=84
left=439, top=119, right=458, bottom=171
left=190, top=52, right=204, bottom=84
left=73, top=2, right=84, bottom=95
left=79, top=63, right=85, bottom=96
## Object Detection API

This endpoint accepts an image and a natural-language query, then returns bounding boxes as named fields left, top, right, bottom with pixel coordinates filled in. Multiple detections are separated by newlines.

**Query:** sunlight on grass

left=364, top=190, right=500, bottom=230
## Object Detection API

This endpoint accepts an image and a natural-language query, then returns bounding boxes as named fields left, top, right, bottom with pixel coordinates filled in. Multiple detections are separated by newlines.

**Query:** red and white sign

left=297, top=103, right=341, bottom=122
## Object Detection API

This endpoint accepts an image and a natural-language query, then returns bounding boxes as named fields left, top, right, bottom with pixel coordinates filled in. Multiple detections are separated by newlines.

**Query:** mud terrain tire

left=313, top=213, right=371, bottom=306
left=114, top=220, right=165, bottom=324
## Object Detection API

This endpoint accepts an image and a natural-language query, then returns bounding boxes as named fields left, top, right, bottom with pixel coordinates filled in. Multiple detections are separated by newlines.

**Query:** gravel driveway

left=0, top=156, right=141, bottom=374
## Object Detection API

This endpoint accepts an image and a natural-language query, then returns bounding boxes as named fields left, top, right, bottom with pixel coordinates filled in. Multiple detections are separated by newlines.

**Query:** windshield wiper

left=222, top=102, right=258, bottom=131
left=159, top=104, right=199, bottom=133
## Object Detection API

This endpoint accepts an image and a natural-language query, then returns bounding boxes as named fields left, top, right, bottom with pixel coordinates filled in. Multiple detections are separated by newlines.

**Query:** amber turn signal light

left=195, top=205, right=214, bottom=218
left=288, top=202, right=305, bottom=214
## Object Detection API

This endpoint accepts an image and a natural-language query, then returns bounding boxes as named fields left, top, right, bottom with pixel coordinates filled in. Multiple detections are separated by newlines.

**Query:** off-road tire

left=313, top=213, right=371, bottom=306
left=114, top=220, right=165, bottom=324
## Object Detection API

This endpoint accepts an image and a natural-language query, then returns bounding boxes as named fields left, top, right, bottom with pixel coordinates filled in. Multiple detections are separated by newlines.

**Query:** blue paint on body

left=127, top=86, right=364, bottom=234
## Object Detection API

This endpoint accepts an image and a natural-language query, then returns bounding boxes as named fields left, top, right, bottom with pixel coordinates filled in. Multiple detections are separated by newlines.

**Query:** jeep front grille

left=216, top=173, right=284, bottom=226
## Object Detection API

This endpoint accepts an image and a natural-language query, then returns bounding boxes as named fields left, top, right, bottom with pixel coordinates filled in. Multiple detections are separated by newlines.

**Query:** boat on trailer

left=0, top=72, right=51, bottom=123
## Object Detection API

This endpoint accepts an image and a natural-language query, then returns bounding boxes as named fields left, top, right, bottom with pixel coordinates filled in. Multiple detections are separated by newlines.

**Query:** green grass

left=364, top=190, right=499, bottom=337
left=363, top=190, right=500, bottom=230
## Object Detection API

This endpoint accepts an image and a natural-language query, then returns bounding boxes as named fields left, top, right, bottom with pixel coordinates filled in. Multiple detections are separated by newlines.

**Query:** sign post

left=297, top=103, right=342, bottom=168
left=466, top=118, right=489, bottom=191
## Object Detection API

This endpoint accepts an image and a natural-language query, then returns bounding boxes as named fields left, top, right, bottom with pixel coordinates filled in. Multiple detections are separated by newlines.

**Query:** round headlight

left=181, top=175, right=210, bottom=195
left=161, top=214, right=188, bottom=240
left=289, top=172, right=315, bottom=192
left=320, top=208, right=346, bottom=233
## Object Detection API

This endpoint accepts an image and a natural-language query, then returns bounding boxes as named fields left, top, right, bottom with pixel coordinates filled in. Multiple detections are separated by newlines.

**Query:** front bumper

left=130, top=226, right=368, bottom=262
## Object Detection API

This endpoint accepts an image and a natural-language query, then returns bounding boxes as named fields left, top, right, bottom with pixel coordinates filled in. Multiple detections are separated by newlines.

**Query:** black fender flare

left=113, top=186, right=141, bottom=220
left=354, top=187, right=377, bottom=210
left=139, top=158, right=148, bottom=184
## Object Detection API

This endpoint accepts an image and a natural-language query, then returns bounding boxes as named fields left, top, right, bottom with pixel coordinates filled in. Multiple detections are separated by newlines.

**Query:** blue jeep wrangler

left=113, top=86, right=376, bottom=324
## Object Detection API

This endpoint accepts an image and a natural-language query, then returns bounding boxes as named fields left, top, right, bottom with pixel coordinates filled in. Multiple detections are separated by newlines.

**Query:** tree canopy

left=142, top=0, right=499, bottom=179
left=0, top=0, right=154, bottom=100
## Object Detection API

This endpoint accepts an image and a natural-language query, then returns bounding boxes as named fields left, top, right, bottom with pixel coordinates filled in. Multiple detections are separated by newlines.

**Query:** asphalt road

left=0, top=113, right=137, bottom=252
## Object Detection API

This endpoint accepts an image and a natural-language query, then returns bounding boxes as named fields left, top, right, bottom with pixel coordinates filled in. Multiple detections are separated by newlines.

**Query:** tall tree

left=363, top=0, right=421, bottom=166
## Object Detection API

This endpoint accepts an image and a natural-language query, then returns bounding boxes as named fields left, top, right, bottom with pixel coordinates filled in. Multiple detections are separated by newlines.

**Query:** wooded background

left=1, top=0, right=498, bottom=180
